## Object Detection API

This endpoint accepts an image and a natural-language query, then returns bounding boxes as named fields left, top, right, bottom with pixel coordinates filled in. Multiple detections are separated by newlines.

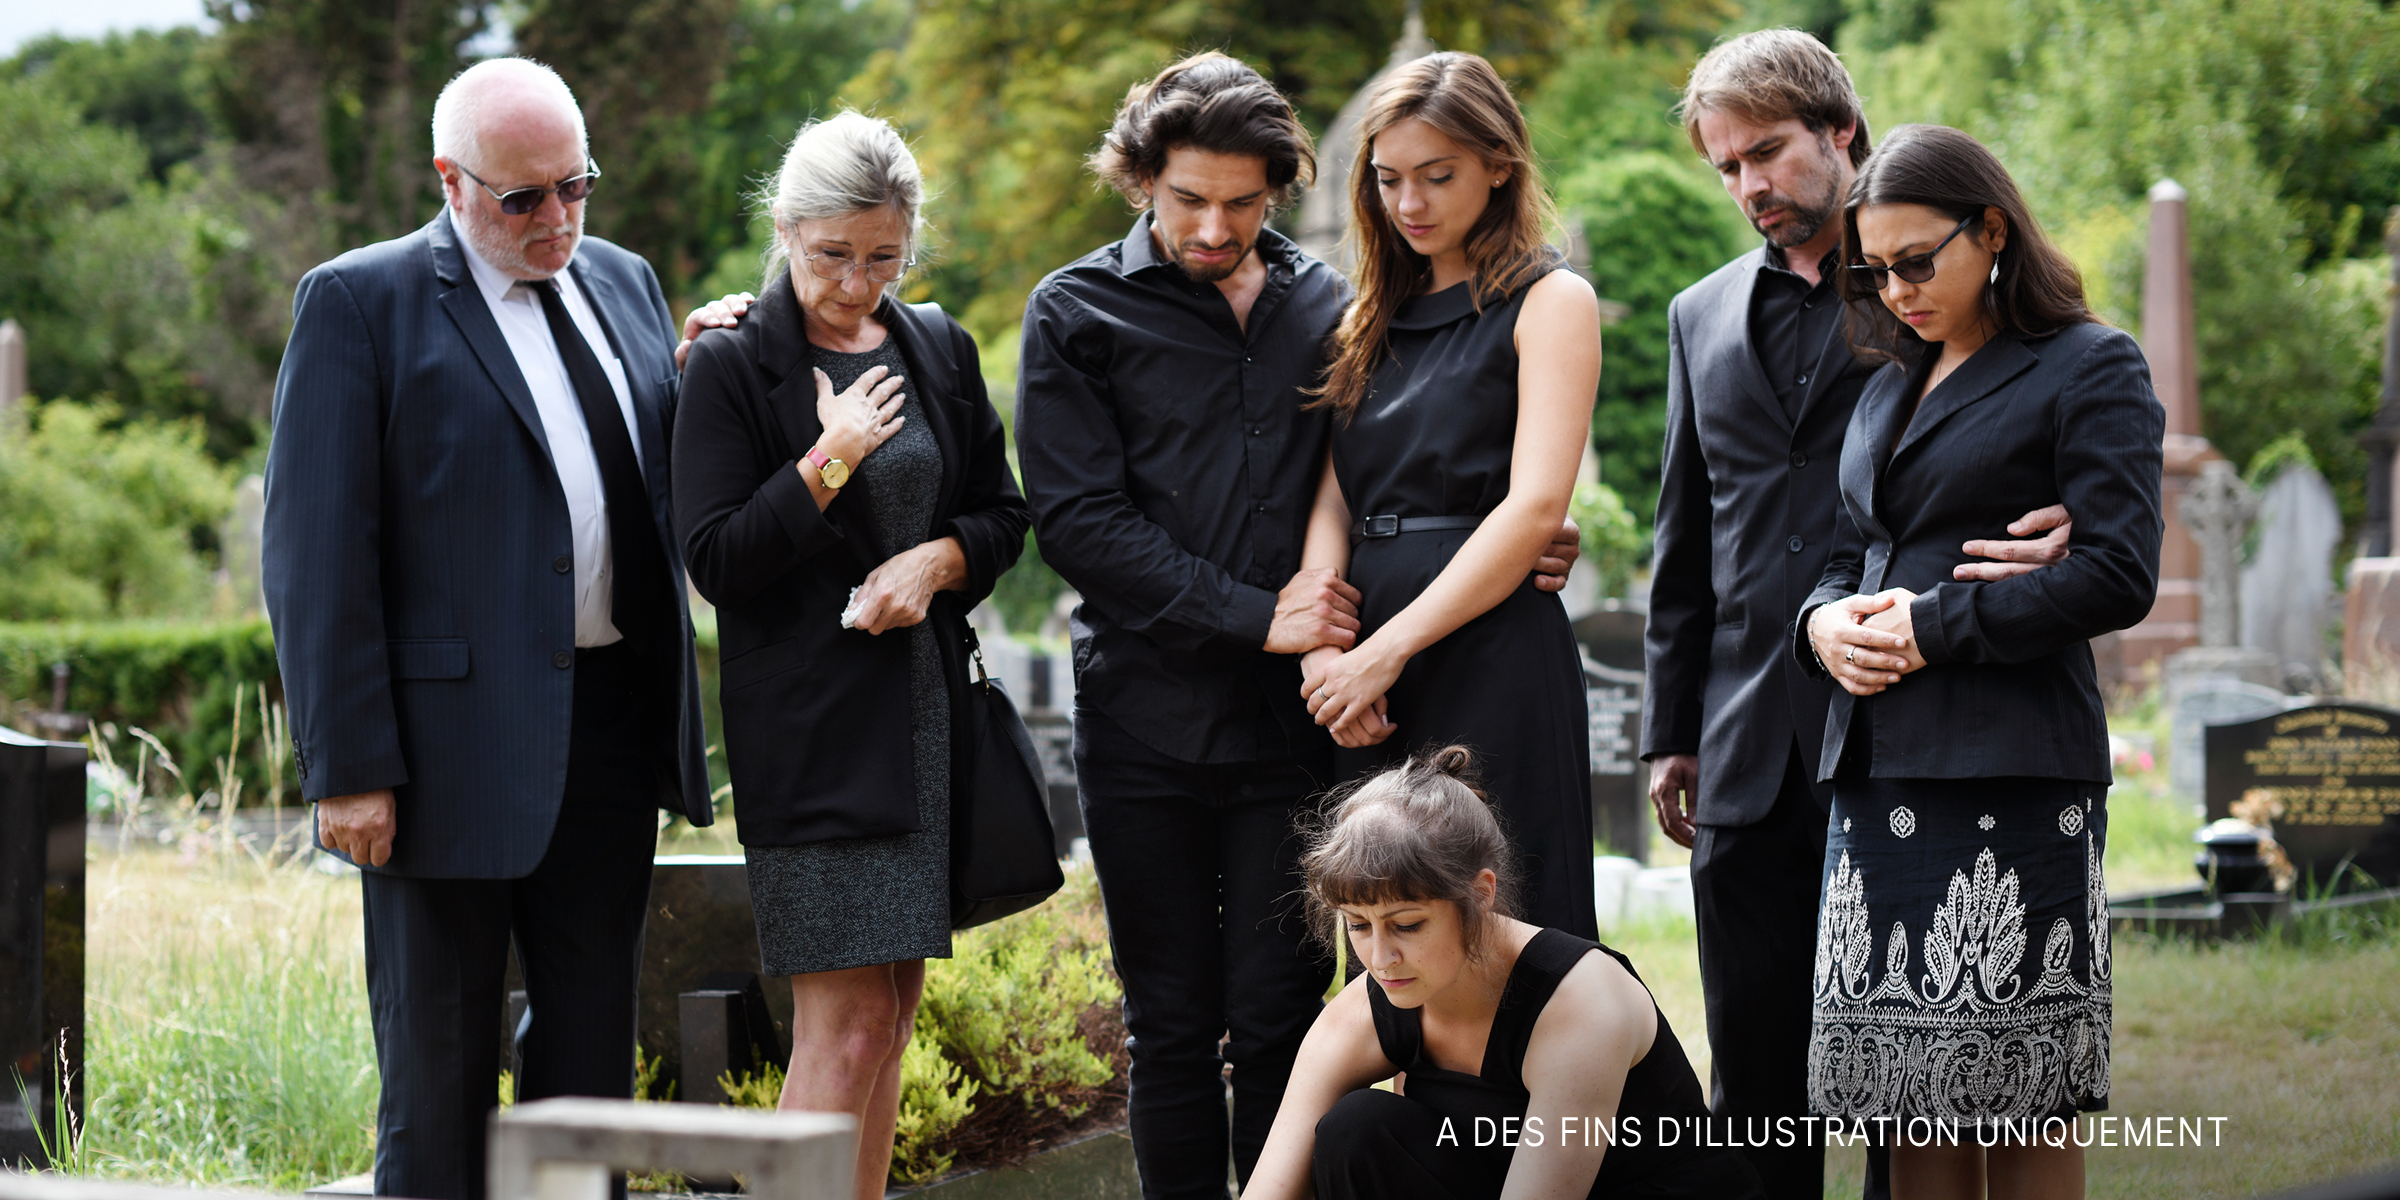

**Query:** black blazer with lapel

left=1641, top=248, right=1884, bottom=826
left=673, top=273, right=1030, bottom=846
left=1795, top=322, right=2165, bottom=783
left=262, top=208, right=714, bottom=878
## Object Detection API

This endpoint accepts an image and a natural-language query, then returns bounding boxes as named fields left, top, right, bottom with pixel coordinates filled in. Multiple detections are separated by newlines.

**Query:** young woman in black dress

left=1244, top=749, right=1763, bottom=1199
left=1297, top=52, right=1605, bottom=938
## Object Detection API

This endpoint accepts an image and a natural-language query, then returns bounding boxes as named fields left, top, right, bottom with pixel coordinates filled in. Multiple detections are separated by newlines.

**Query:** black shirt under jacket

left=1751, top=245, right=1846, bottom=422
left=1016, top=213, right=1352, bottom=764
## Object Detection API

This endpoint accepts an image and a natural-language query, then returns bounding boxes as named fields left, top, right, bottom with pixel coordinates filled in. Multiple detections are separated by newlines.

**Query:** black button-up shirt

left=1016, top=213, right=1352, bottom=764
left=1750, top=244, right=1844, bottom=421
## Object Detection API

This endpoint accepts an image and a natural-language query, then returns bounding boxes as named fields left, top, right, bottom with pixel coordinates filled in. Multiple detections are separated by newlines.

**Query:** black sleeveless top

left=1331, top=257, right=1564, bottom=522
left=1365, top=928, right=1747, bottom=1196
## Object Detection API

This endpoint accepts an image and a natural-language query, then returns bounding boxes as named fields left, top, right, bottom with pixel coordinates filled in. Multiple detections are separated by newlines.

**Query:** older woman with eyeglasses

left=672, top=110, right=1028, bottom=1200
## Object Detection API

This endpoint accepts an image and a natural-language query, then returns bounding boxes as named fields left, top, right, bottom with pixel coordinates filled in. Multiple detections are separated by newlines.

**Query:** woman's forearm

left=1300, top=452, right=1352, bottom=579
left=1360, top=493, right=1567, bottom=660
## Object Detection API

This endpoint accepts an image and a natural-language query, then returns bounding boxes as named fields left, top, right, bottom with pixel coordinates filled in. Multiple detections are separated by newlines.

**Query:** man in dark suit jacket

left=1641, top=30, right=2069, bottom=1200
left=262, top=59, right=712, bottom=1200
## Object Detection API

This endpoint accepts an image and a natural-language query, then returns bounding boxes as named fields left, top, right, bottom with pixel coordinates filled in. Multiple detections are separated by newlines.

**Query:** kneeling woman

left=1244, top=749, right=1763, bottom=1199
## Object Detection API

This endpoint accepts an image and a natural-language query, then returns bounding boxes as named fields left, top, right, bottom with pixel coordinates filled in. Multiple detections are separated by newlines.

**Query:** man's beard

left=1745, top=138, right=1844, bottom=249
left=1170, top=235, right=1251, bottom=283
left=459, top=199, right=582, bottom=278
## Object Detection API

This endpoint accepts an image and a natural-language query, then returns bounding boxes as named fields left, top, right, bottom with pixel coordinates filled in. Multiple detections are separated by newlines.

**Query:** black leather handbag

left=950, top=628, right=1064, bottom=929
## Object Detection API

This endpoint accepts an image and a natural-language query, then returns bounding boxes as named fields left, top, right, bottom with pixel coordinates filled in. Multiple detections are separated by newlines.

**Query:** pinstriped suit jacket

left=262, top=208, right=713, bottom=879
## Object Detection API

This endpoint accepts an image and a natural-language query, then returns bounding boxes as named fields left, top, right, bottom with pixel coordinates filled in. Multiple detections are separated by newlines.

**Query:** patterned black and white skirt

left=1807, top=776, right=2111, bottom=1124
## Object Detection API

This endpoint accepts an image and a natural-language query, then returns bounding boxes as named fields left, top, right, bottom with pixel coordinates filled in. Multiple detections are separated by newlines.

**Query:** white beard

left=457, top=198, right=582, bottom=279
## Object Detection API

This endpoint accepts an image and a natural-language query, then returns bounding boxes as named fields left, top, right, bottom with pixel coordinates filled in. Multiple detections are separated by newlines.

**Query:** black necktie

left=532, top=278, right=667, bottom=649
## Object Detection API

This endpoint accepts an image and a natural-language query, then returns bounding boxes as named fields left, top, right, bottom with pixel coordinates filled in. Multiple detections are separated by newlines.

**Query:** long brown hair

left=1836, top=124, right=2095, bottom=365
left=1314, top=52, right=1560, bottom=419
left=1300, top=745, right=1520, bottom=964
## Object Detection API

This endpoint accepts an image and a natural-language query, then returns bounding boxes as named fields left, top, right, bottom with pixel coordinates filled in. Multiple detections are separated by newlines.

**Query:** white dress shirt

left=456, top=230, right=643, bottom=647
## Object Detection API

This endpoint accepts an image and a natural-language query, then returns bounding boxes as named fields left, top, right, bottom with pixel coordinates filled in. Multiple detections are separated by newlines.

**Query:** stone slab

left=2203, top=702, right=2400, bottom=886
left=0, top=726, right=85, bottom=1170
left=489, top=1098, right=852, bottom=1200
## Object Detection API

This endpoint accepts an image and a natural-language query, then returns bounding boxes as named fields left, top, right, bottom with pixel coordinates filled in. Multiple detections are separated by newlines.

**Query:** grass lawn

left=63, top=723, right=2398, bottom=1197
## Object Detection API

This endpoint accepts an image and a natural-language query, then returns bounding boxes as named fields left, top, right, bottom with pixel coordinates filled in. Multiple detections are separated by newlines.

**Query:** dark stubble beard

left=1171, top=236, right=1252, bottom=284
left=1746, top=133, right=1846, bottom=249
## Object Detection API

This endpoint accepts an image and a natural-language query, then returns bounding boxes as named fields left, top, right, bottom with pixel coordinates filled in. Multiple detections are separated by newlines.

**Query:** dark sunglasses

left=455, top=161, right=602, bottom=216
left=1848, top=214, right=1978, bottom=291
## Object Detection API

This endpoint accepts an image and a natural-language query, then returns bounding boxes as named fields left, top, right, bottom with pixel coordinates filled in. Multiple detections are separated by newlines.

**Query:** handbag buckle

left=966, top=627, right=993, bottom=686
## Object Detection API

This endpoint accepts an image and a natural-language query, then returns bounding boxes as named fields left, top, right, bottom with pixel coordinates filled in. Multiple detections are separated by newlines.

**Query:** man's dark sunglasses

left=1849, top=214, right=1978, bottom=291
left=455, top=161, right=602, bottom=216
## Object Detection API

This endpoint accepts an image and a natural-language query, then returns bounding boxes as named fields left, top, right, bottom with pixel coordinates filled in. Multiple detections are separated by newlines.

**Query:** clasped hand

left=813, top=363, right=906, bottom=469
left=848, top=537, right=966, bottom=635
left=1807, top=589, right=1928, bottom=697
left=1300, top=645, right=1400, bottom=748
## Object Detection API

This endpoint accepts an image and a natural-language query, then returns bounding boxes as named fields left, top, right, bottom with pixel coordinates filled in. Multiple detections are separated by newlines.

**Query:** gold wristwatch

left=805, top=445, right=851, bottom=489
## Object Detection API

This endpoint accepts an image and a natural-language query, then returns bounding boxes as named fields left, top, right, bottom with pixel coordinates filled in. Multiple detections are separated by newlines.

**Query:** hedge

left=0, top=619, right=729, bottom=810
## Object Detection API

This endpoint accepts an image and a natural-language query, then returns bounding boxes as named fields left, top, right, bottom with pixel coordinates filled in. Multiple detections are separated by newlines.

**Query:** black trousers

left=362, top=643, right=663, bottom=1200
left=1691, top=744, right=1832, bottom=1200
left=1074, top=709, right=1336, bottom=1200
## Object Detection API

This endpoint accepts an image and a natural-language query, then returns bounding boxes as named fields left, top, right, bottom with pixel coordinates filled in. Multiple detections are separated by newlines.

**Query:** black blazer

left=262, top=209, right=714, bottom=878
left=673, top=274, right=1029, bottom=845
left=1640, top=248, right=1884, bottom=825
left=1794, top=322, right=2165, bottom=783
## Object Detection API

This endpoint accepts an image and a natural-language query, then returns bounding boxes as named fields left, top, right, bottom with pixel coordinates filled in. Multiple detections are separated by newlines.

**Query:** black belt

left=1350, top=514, right=1484, bottom=543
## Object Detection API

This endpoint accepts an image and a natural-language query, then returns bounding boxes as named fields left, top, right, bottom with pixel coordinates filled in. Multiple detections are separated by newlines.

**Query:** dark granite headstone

left=0, top=725, right=86, bottom=1168
left=1023, top=711, right=1083, bottom=859
left=638, top=857, right=789, bottom=1098
left=2203, top=702, right=2400, bottom=887
left=1573, top=604, right=1649, bottom=864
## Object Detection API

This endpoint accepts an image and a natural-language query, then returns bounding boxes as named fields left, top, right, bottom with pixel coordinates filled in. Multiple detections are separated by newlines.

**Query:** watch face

left=820, top=458, right=851, bottom=489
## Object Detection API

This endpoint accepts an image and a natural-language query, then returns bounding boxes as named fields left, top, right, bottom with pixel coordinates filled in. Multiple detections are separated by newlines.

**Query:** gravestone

left=2240, top=463, right=2341, bottom=691
left=2343, top=557, right=2400, bottom=698
left=636, top=857, right=790, bottom=1102
left=2203, top=702, right=2400, bottom=887
left=2170, top=682, right=2292, bottom=801
left=0, top=724, right=86, bottom=1168
left=1573, top=603, right=1649, bottom=863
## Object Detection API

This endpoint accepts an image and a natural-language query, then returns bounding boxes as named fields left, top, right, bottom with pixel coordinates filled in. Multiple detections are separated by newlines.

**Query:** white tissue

left=839, top=586, right=865, bottom=629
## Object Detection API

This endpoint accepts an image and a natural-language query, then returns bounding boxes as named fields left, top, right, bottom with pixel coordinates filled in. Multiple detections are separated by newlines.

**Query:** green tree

left=0, top=400, right=237, bottom=621
left=1556, top=151, right=1751, bottom=526
left=5, top=28, right=215, bottom=183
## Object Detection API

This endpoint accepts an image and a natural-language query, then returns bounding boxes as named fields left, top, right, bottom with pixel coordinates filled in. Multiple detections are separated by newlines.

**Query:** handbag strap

left=965, top=627, right=993, bottom=686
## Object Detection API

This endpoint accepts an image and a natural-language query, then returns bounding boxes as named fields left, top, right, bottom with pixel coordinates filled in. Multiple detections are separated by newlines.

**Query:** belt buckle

left=1360, top=514, right=1400, bottom=538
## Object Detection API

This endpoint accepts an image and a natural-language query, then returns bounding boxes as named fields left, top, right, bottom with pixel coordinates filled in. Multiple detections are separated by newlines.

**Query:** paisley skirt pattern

left=1807, top=776, right=2111, bottom=1123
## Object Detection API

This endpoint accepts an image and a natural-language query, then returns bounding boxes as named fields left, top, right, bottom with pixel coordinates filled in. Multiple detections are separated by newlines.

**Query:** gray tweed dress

left=746, top=338, right=953, bottom=975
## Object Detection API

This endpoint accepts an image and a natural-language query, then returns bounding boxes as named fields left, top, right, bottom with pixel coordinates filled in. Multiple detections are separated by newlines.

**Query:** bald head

left=431, top=58, right=586, bottom=177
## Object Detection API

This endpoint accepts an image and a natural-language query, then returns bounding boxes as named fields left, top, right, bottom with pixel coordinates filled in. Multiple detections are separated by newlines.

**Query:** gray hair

left=760, top=111, right=926, bottom=285
left=431, top=58, right=587, bottom=173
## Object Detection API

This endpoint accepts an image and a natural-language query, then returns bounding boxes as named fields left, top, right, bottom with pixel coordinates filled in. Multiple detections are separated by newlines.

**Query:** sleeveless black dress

left=1332, top=264, right=1597, bottom=938
left=1312, top=929, right=1764, bottom=1198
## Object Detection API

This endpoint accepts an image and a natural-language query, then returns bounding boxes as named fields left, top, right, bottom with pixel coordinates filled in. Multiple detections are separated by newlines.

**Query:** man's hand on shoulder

left=1954, top=504, right=2071, bottom=581
left=1533, top=515, right=1580, bottom=593
left=1264, top=567, right=1363, bottom=655
left=318, top=788, right=397, bottom=868
left=676, top=291, right=755, bottom=371
left=1647, top=754, right=1698, bottom=849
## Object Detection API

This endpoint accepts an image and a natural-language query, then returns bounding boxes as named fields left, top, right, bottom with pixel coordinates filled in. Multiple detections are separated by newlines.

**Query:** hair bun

left=1428, top=744, right=1476, bottom=778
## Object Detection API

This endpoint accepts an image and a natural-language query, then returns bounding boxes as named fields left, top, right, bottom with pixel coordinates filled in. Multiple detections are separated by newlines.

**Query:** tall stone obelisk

left=2120, top=179, right=2222, bottom=670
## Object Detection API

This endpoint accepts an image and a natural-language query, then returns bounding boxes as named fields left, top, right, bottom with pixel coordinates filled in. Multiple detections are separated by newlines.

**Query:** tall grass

left=82, top=851, right=379, bottom=1190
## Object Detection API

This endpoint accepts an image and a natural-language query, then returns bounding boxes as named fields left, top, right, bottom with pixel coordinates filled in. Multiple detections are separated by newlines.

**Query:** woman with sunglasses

left=1794, top=124, right=2162, bottom=1200
left=671, top=110, right=1028, bottom=1200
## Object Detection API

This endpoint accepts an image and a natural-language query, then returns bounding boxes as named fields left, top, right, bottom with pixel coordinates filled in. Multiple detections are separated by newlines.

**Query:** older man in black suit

left=262, top=57, right=717, bottom=1200
left=1641, top=30, right=2070, bottom=1200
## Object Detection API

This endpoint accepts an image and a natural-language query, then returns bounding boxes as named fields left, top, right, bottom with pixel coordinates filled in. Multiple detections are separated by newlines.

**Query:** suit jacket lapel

left=429, top=211, right=552, bottom=466
left=755, top=275, right=888, bottom=568
left=1845, top=371, right=1902, bottom=542
left=1889, top=334, right=2038, bottom=467
left=1712, top=252, right=1789, bottom=432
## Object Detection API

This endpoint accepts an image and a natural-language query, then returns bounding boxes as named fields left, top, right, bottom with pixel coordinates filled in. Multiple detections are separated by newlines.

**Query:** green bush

left=1570, top=479, right=1644, bottom=600
left=0, top=400, right=236, bottom=622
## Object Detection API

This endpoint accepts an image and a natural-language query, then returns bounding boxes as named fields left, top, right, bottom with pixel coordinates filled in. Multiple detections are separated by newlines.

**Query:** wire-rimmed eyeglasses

left=801, top=250, right=914, bottom=284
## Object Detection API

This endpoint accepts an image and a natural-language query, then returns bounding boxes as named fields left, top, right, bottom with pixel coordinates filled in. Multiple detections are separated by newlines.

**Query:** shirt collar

left=1762, top=239, right=1839, bottom=283
left=455, top=217, right=576, bottom=307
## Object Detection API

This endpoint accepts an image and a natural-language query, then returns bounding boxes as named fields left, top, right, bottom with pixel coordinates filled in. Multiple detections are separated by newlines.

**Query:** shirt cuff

left=1225, top=582, right=1279, bottom=650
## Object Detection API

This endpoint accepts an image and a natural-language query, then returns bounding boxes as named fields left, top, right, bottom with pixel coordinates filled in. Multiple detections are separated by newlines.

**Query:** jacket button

left=554, top=651, right=574, bottom=669
left=1788, top=536, right=1804, bottom=553
left=553, top=555, right=572, bottom=574
left=1790, top=451, right=1807, bottom=468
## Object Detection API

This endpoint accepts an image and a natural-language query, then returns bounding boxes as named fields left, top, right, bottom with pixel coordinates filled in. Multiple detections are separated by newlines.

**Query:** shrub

left=0, top=400, right=236, bottom=622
